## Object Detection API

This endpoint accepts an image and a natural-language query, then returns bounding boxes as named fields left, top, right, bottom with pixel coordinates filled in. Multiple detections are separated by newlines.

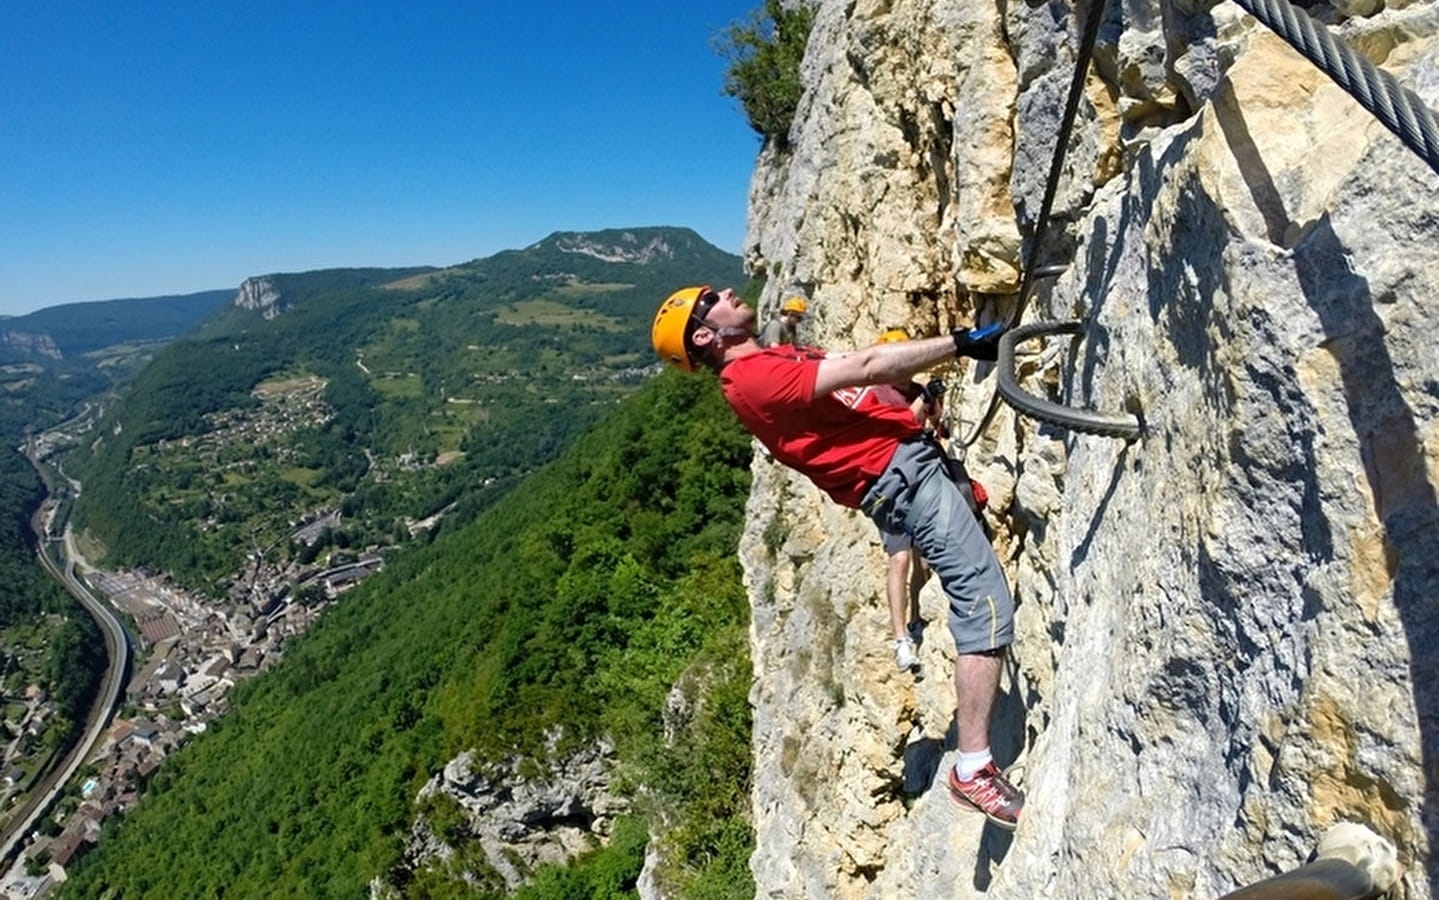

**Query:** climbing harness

left=959, top=0, right=1439, bottom=447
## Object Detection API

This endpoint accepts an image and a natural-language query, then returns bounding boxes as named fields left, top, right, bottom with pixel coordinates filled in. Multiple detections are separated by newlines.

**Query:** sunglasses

left=693, top=287, right=721, bottom=322
left=683, top=287, right=722, bottom=356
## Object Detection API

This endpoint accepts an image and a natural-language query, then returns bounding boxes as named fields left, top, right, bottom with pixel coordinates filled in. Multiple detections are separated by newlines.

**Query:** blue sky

left=0, top=1, right=761, bottom=316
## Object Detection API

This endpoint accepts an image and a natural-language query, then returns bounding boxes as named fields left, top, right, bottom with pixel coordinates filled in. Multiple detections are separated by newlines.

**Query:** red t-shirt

left=720, top=346, right=921, bottom=507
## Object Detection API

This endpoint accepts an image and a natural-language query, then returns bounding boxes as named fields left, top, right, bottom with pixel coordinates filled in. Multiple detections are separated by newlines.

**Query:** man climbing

left=757, top=294, right=808, bottom=346
left=651, top=285, right=1023, bottom=831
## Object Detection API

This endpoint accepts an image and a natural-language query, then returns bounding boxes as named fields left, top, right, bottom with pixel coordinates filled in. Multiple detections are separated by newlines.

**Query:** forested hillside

left=62, top=369, right=755, bottom=898
left=0, top=289, right=231, bottom=360
left=68, top=228, right=745, bottom=592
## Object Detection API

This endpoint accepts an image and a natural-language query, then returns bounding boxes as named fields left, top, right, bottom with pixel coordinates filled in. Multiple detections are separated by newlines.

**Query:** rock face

left=234, top=276, right=283, bottom=319
left=0, top=331, right=61, bottom=359
left=549, top=230, right=681, bottom=264
left=741, top=0, right=1439, bottom=897
left=401, top=741, right=626, bottom=891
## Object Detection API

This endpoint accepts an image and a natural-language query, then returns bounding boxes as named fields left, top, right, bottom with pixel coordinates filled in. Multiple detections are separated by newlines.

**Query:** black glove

left=951, top=322, right=1003, bottom=361
left=921, top=378, right=946, bottom=402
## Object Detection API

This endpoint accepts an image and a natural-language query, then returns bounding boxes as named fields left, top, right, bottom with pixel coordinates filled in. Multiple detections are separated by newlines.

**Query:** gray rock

left=743, top=0, right=1439, bottom=897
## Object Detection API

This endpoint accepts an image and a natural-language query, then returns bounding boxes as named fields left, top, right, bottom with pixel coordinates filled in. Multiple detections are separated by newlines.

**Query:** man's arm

left=812, top=335, right=958, bottom=398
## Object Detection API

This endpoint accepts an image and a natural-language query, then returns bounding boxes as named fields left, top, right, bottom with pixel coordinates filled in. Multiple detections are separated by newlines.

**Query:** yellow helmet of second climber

left=652, top=285, right=715, bottom=373
left=782, top=296, right=808, bottom=315
left=877, top=328, right=909, bottom=344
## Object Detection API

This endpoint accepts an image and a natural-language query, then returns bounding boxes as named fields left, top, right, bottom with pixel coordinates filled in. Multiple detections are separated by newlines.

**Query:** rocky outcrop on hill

left=1, top=331, right=62, bottom=359
left=234, top=276, right=283, bottom=319
left=740, top=0, right=1439, bottom=897
left=551, top=231, right=681, bottom=264
left=391, top=740, right=626, bottom=893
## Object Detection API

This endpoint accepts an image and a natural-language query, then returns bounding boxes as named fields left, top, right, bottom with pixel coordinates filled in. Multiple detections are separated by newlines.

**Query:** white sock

left=954, top=748, right=993, bottom=781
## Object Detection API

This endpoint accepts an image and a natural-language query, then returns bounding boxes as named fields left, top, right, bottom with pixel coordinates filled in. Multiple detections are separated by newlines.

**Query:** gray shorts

left=879, top=525, right=913, bottom=556
left=861, top=439, right=1013, bottom=653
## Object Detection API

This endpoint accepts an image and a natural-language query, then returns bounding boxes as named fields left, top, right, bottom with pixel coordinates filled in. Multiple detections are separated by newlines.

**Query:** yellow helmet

left=782, top=296, right=808, bottom=315
left=652, top=285, right=710, bottom=373
left=877, top=328, right=909, bottom=344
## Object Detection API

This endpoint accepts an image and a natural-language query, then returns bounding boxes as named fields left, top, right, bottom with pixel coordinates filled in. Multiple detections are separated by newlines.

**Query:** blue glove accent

left=951, top=322, right=1004, bottom=360
left=968, top=322, right=1004, bottom=342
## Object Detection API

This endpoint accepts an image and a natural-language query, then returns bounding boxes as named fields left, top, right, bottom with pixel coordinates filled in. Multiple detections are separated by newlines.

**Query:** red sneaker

left=947, top=762, right=1023, bottom=830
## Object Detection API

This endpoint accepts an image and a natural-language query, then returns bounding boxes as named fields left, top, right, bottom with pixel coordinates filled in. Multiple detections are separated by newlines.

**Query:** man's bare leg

left=953, top=649, right=1003, bottom=753
left=886, top=550, right=912, bottom=639
left=947, top=647, right=1023, bottom=829
left=907, top=557, right=929, bottom=628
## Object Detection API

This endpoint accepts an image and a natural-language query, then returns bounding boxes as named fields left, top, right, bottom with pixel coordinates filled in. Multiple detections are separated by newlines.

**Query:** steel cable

left=1233, top=0, right=1439, bottom=174
left=958, top=0, right=1118, bottom=447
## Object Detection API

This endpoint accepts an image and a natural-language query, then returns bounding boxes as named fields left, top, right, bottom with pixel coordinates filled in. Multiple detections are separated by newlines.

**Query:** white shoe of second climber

left=893, top=636, right=920, bottom=672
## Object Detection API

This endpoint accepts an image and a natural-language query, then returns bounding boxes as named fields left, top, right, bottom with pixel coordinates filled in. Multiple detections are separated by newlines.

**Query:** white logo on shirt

left=831, top=386, right=874, bottom=408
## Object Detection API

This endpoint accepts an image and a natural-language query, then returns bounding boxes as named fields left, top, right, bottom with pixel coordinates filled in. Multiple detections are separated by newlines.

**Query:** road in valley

left=0, top=445, right=130, bottom=867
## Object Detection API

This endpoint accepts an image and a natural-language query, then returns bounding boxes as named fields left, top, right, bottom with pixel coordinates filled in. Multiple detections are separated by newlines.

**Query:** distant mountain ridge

left=0, top=290, right=233, bottom=360
left=2, top=227, right=733, bottom=359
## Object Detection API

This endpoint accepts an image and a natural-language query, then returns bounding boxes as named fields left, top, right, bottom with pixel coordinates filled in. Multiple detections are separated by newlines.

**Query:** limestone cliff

left=740, top=0, right=1439, bottom=896
left=0, top=331, right=62, bottom=359
left=234, top=276, right=284, bottom=319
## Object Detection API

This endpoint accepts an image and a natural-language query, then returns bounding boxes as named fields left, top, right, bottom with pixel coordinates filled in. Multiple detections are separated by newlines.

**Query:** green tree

left=716, top=0, right=815, bottom=146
